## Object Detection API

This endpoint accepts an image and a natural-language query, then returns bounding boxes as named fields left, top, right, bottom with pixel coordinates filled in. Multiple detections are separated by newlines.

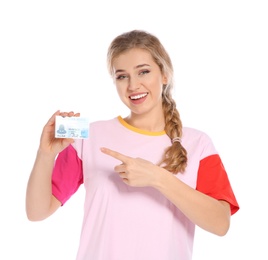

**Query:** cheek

left=115, top=84, right=122, bottom=94
left=115, top=84, right=128, bottom=101
left=150, top=78, right=164, bottom=93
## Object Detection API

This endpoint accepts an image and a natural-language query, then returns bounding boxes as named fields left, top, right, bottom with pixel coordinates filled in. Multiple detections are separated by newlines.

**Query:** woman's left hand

left=100, top=147, right=162, bottom=187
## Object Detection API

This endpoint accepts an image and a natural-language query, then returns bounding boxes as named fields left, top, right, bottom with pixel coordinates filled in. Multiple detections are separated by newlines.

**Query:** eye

left=116, top=74, right=128, bottom=80
left=139, top=70, right=150, bottom=76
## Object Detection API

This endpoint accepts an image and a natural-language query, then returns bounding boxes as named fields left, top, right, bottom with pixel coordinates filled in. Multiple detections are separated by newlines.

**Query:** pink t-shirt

left=52, top=116, right=239, bottom=260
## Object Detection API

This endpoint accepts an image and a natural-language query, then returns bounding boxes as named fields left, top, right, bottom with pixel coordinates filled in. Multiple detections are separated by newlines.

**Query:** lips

left=129, top=92, right=148, bottom=104
left=129, top=93, right=148, bottom=100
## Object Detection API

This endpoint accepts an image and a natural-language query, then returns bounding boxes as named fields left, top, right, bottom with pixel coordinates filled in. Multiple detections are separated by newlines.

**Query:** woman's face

left=112, top=48, right=167, bottom=118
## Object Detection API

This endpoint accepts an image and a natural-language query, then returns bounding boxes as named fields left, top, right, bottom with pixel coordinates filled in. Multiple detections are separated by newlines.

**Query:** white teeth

left=130, top=93, right=148, bottom=100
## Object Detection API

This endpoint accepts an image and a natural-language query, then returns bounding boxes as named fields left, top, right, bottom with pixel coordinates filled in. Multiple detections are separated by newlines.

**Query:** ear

left=162, top=74, right=168, bottom=85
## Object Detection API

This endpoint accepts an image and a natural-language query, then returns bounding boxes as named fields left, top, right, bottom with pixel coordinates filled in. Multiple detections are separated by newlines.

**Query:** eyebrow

left=115, top=64, right=150, bottom=74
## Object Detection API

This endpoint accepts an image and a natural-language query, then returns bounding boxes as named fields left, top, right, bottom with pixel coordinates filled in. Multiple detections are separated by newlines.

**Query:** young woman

left=26, top=30, right=239, bottom=260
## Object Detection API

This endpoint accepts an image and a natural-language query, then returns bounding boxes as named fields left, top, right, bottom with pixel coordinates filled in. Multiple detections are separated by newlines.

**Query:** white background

left=1, top=0, right=267, bottom=259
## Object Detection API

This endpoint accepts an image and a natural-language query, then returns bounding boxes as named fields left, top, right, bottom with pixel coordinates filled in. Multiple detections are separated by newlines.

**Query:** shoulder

left=182, top=126, right=217, bottom=159
left=71, top=117, right=119, bottom=156
left=182, top=126, right=212, bottom=142
left=89, top=117, right=119, bottom=129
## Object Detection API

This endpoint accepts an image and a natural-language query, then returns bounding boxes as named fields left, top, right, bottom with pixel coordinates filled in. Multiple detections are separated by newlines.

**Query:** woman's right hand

left=39, top=110, right=80, bottom=156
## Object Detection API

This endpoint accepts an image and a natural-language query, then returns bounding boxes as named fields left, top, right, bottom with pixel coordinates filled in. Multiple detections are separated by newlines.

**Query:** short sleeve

left=52, top=144, right=83, bottom=206
left=196, top=154, right=239, bottom=215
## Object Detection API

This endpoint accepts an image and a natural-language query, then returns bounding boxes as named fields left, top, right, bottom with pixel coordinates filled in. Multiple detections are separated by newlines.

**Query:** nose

left=128, top=76, right=141, bottom=91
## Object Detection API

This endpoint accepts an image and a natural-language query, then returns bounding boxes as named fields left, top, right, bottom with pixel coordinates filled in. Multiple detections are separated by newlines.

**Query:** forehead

left=113, top=48, right=155, bottom=69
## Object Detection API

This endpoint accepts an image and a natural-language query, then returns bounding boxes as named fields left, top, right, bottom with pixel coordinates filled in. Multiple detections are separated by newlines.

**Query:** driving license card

left=55, top=116, right=89, bottom=139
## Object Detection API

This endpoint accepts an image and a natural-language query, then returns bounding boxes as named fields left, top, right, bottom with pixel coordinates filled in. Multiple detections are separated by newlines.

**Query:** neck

left=124, top=113, right=165, bottom=132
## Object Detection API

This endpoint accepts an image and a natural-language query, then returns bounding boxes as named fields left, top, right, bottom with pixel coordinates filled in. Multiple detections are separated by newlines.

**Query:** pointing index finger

left=100, top=147, right=130, bottom=163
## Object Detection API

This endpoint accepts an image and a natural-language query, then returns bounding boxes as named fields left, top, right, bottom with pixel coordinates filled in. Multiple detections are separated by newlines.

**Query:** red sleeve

left=52, top=145, right=83, bottom=206
left=196, top=154, right=239, bottom=215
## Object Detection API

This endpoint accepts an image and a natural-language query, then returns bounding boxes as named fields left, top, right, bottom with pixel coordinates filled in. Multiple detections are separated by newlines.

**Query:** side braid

left=159, top=88, right=187, bottom=173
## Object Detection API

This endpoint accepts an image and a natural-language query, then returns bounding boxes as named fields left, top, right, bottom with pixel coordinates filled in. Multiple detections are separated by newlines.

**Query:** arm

left=154, top=169, right=231, bottom=236
left=26, top=150, right=61, bottom=221
left=26, top=110, right=79, bottom=221
left=100, top=147, right=231, bottom=236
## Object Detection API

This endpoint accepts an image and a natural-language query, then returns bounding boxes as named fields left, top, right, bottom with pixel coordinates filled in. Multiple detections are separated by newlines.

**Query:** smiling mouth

left=129, top=93, right=148, bottom=100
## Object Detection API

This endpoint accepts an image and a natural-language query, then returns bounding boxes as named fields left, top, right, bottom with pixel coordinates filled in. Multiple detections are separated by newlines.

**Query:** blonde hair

left=107, top=30, right=187, bottom=173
